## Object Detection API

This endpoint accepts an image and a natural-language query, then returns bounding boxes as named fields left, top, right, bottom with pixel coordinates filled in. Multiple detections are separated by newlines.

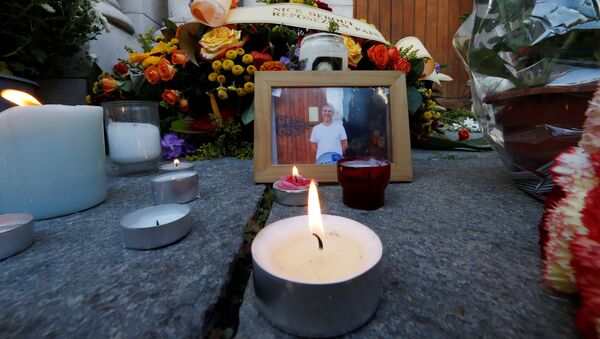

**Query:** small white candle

left=0, top=213, right=34, bottom=260
left=106, top=121, right=161, bottom=164
left=152, top=171, right=197, bottom=182
left=159, top=159, right=194, bottom=172
left=120, top=204, right=191, bottom=249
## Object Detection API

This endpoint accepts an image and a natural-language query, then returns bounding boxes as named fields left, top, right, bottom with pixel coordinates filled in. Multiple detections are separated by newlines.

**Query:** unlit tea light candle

left=120, top=204, right=191, bottom=249
left=0, top=213, right=34, bottom=260
left=151, top=171, right=198, bottom=205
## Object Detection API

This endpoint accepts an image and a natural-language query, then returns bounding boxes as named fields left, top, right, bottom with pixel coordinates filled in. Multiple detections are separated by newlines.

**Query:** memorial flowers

left=540, top=83, right=600, bottom=338
left=88, top=0, right=459, bottom=156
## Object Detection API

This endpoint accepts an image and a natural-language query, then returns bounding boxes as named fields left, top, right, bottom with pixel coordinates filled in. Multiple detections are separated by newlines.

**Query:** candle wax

left=271, top=230, right=366, bottom=283
left=106, top=121, right=161, bottom=163
left=152, top=171, right=197, bottom=182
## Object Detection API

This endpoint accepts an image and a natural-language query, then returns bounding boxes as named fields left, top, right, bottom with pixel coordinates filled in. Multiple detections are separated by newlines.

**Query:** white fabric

left=310, top=123, right=347, bottom=160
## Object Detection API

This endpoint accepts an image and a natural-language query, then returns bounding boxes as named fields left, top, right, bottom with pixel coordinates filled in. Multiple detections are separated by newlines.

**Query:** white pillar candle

left=0, top=105, right=107, bottom=219
left=106, top=121, right=161, bottom=164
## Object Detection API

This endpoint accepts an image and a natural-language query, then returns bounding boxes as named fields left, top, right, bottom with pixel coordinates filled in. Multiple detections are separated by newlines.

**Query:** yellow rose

left=343, top=36, right=363, bottom=67
left=200, top=26, right=246, bottom=60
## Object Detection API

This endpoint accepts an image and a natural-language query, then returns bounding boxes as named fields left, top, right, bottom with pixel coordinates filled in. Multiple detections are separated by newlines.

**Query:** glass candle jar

left=337, top=157, right=391, bottom=210
left=299, top=33, right=348, bottom=71
left=102, top=101, right=161, bottom=175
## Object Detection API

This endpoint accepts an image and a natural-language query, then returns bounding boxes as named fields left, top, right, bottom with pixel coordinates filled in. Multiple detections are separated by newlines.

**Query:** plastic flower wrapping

left=540, top=82, right=600, bottom=338
left=454, top=0, right=600, bottom=198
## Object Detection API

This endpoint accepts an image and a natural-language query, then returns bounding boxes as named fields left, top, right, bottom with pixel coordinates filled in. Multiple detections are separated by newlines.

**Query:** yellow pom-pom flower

left=217, top=74, right=226, bottom=83
left=242, top=54, right=254, bottom=64
left=222, top=59, right=234, bottom=71
left=232, top=65, right=244, bottom=76
left=208, top=72, right=218, bottom=82
left=226, top=50, right=238, bottom=60
left=244, top=82, right=255, bottom=93
left=236, top=48, right=245, bottom=55
left=423, top=111, right=433, bottom=120
left=237, top=88, right=247, bottom=96
left=212, top=60, right=223, bottom=71
left=217, top=89, right=228, bottom=100
left=246, top=65, right=257, bottom=75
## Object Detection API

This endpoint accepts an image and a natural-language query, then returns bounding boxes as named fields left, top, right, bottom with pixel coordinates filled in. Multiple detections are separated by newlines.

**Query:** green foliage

left=327, top=20, right=339, bottom=33
left=443, top=108, right=476, bottom=121
left=136, top=28, right=156, bottom=53
left=187, top=114, right=254, bottom=161
left=0, top=0, right=105, bottom=78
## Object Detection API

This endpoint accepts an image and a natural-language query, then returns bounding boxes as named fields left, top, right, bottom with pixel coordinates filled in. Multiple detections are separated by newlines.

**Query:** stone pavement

left=0, top=159, right=264, bottom=338
left=0, top=152, right=579, bottom=338
left=237, top=151, right=578, bottom=338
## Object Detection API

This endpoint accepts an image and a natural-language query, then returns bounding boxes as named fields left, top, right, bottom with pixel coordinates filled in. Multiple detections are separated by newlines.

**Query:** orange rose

left=161, top=89, right=179, bottom=106
left=101, top=77, right=117, bottom=94
left=231, top=0, right=239, bottom=8
left=392, top=57, right=411, bottom=73
left=367, top=44, right=389, bottom=70
left=158, top=58, right=177, bottom=81
left=179, top=98, right=189, bottom=112
left=144, top=65, right=160, bottom=84
left=259, top=61, right=287, bottom=71
left=171, top=49, right=189, bottom=66
left=388, top=47, right=400, bottom=62
left=199, top=26, right=246, bottom=60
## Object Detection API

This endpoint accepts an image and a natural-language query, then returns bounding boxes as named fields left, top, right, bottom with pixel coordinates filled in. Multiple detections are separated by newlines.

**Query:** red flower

left=388, top=48, right=400, bottom=62
left=570, top=236, right=600, bottom=338
left=251, top=51, right=272, bottom=68
left=113, top=63, right=129, bottom=75
left=179, top=98, right=189, bottom=112
left=367, top=44, right=389, bottom=70
left=260, top=61, right=287, bottom=71
left=161, top=89, right=179, bottom=106
left=583, top=186, right=600, bottom=242
left=392, top=57, right=411, bottom=73
left=144, top=65, right=160, bottom=85
left=315, top=0, right=332, bottom=11
left=458, top=129, right=470, bottom=141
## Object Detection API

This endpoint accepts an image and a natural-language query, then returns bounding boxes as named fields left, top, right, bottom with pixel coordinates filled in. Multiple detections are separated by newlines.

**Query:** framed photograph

left=253, top=71, right=412, bottom=183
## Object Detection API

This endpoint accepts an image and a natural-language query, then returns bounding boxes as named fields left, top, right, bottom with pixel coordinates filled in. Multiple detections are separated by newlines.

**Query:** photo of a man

left=310, top=103, right=348, bottom=164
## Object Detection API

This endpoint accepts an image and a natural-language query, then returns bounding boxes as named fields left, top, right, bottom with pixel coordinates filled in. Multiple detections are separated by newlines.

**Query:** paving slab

left=0, top=158, right=264, bottom=338
left=237, top=151, right=578, bottom=338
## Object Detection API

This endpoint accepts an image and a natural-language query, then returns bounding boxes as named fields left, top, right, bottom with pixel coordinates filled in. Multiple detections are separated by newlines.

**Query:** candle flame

left=174, top=159, right=180, bottom=167
left=1, top=89, right=42, bottom=106
left=292, top=166, right=299, bottom=177
left=308, top=180, right=324, bottom=236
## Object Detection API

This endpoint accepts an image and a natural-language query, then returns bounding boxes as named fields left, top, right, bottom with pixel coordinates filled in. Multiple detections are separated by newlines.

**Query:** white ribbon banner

left=191, top=2, right=388, bottom=44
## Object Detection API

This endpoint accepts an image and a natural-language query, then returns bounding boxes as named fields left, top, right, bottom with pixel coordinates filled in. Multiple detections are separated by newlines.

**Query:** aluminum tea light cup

left=0, top=213, right=34, bottom=260
left=120, top=204, right=191, bottom=249
left=252, top=183, right=383, bottom=337
left=151, top=171, right=198, bottom=205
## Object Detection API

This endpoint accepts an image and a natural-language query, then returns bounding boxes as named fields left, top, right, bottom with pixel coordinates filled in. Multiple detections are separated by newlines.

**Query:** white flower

left=39, top=3, right=55, bottom=13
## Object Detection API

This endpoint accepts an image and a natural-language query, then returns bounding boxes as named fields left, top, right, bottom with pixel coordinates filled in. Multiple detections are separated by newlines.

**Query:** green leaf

left=406, top=86, right=422, bottom=113
left=420, top=133, right=493, bottom=151
left=170, top=118, right=193, bottom=133
left=162, top=19, right=178, bottom=34
left=241, top=102, right=255, bottom=125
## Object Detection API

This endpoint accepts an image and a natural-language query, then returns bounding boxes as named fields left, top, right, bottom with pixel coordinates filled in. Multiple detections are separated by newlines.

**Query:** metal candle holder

left=151, top=171, right=198, bottom=205
left=0, top=213, right=34, bottom=260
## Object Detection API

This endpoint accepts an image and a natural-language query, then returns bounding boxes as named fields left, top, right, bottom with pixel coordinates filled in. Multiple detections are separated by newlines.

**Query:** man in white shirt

left=310, top=103, right=348, bottom=164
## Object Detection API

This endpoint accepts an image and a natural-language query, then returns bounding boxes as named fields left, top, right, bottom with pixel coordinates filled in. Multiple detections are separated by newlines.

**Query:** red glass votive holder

left=337, top=157, right=391, bottom=210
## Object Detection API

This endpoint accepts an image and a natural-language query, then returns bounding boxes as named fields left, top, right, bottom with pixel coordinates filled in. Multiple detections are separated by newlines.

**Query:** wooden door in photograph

left=354, top=0, right=473, bottom=98
left=273, top=88, right=327, bottom=164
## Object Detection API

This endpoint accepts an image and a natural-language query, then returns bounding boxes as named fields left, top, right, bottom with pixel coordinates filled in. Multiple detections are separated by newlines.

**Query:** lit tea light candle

left=120, top=204, right=192, bottom=249
left=159, top=159, right=194, bottom=172
left=273, top=166, right=315, bottom=206
left=151, top=171, right=199, bottom=205
left=252, top=181, right=383, bottom=337
left=0, top=213, right=34, bottom=260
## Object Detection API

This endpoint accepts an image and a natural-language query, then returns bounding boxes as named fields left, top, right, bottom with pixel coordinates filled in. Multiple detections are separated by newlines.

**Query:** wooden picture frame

left=253, top=71, right=412, bottom=183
